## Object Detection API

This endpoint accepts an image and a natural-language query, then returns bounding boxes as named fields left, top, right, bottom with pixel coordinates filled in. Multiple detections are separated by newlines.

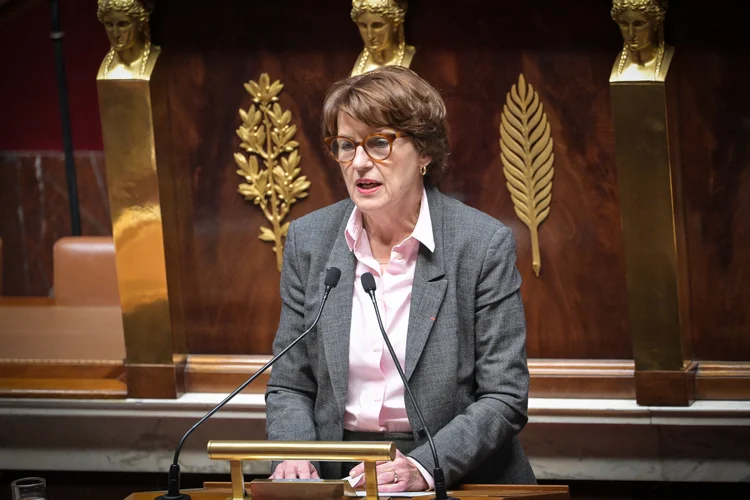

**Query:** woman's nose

left=351, top=145, right=371, bottom=170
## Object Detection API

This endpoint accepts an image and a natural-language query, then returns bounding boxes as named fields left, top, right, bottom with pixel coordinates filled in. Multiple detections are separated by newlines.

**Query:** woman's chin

left=352, top=195, right=388, bottom=214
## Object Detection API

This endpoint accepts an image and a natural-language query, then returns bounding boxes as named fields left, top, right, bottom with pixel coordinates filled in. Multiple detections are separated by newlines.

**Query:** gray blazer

left=265, top=185, right=535, bottom=486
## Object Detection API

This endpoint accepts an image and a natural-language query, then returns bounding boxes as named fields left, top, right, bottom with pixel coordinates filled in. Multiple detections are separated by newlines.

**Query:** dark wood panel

left=0, top=152, right=112, bottom=297
left=676, top=50, right=750, bottom=362
left=158, top=0, right=632, bottom=359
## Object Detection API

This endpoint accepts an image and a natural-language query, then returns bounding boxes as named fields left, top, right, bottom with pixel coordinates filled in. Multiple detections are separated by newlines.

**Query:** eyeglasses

left=324, top=132, right=407, bottom=163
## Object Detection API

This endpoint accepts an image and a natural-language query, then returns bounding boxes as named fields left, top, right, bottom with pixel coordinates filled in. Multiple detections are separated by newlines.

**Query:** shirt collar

left=345, top=186, right=435, bottom=253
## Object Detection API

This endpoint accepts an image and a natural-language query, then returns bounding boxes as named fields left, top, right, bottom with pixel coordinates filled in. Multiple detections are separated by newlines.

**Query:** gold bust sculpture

left=610, top=0, right=674, bottom=82
left=350, top=0, right=415, bottom=76
left=96, top=0, right=160, bottom=80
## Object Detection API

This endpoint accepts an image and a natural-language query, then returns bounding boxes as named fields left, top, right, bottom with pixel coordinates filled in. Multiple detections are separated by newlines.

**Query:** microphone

left=360, top=272, right=456, bottom=500
left=156, top=267, right=342, bottom=500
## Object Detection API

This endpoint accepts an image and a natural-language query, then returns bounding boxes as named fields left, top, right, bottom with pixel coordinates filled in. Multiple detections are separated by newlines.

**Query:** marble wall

left=0, top=152, right=111, bottom=297
left=1, top=396, right=749, bottom=482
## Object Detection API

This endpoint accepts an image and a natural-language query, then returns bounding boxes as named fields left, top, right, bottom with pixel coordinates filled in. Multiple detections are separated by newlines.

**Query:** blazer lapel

left=405, top=187, right=447, bottom=381
left=319, top=204, right=356, bottom=414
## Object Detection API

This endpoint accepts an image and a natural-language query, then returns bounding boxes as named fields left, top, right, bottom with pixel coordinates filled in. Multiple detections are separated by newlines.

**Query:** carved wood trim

left=0, top=359, right=126, bottom=399
left=2, top=357, right=746, bottom=402
left=696, top=362, right=750, bottom=400
left=183, top=356, right=636, bottom=399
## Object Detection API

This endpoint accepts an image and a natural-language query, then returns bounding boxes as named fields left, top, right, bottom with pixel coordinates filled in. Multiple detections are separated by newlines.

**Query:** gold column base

left=635, top=362, right=697, bottom=406
left=126, top=362, right=185, bottom=399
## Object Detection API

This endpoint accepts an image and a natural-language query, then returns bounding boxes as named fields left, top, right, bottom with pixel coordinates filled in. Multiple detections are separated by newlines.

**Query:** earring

left=419, top=164, right=427, bottom=176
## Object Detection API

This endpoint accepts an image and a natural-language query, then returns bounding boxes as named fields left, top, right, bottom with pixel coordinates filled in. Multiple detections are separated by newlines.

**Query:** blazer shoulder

left=438, top=192, right=510, bottom=240
left=290, top=198, right=353, bottom=237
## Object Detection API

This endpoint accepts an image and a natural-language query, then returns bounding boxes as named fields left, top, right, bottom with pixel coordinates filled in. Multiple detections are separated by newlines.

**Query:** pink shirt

left=343, top=188, right=434, bottom=431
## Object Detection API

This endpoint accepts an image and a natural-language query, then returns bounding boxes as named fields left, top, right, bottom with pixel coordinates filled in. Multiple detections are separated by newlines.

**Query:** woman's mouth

left=355, top=179, right=382, bottom=194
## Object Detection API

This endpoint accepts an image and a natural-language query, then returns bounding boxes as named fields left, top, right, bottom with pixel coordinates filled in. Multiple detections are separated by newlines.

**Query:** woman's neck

left=362, top=189, right=422, bottom=254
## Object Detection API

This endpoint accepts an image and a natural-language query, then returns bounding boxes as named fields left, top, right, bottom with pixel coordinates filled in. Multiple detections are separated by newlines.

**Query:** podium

left=125, top=441, right=569, bottom=500
left=124, top=484, right=570, bottom=500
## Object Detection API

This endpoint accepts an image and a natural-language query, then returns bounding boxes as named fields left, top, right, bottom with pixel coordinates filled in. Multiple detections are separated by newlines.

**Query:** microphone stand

left=361, top=273, right=457, bottom=500
left=156, top=268, right=341, bottom=500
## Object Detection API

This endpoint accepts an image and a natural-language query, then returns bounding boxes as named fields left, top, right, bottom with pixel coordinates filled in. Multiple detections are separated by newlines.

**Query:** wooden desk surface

left=125, top=483, right=570, bottom=500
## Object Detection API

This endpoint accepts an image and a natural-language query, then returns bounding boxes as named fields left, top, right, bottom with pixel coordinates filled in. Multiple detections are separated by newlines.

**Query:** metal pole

left=49, top=0, right=82, bottom=235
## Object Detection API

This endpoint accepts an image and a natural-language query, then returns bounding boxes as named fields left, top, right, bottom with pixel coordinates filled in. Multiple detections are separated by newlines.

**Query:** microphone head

left=325, top=267, right=341, bottom=288
left=360, top=272, right=377, bottom=293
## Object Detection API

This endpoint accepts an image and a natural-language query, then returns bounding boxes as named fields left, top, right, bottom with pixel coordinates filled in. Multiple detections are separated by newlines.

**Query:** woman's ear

left=419, top=155, right=432, bottom=170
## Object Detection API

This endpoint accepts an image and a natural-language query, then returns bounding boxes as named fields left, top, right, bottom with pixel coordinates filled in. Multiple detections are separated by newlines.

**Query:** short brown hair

left=322, top=66, right=450, bottom=180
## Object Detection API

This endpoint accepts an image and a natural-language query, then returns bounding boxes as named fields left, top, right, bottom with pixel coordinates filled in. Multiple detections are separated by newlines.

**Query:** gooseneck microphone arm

left=157, top=267, right=341, bottom=500
left=360, top=272, right=455, bottom=500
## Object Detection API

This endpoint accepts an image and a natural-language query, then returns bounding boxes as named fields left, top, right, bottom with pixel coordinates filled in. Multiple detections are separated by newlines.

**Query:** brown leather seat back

left=54, top=236, right=121, bottom=306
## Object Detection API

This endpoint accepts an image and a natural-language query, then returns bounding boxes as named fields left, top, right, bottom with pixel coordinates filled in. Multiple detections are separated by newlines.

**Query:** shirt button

left=394, top=253, right=403, bottom=260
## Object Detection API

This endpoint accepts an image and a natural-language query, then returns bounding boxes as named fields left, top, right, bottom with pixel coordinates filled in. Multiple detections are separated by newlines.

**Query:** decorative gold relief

left=235, top=74, right=310, bottom=271
left=96, top=0, right=160, bottom=80
left=610, top=0, right=674, bottom=82
left=499, top=74, right=555, bottom=277
left=350, top=0, right=415, bottom=76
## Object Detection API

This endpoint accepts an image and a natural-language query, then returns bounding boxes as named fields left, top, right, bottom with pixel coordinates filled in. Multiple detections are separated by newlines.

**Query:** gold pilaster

left=610, top=78, right=694, bottom=405
left=97, top=56, right=185, bottom=399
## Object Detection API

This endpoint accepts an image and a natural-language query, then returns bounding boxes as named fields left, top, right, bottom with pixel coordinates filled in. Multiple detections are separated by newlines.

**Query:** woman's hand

left=348, top=450, right=429, bottom=492
left=270, top=460, right=320, bottom=479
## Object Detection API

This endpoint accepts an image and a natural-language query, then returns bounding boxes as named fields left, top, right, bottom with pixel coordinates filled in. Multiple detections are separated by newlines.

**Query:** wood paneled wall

left=675, top=50, right=750, bottom=361
left=2, top=0, right=748, bottom=367
left=156, top=0, right=632, bottom=358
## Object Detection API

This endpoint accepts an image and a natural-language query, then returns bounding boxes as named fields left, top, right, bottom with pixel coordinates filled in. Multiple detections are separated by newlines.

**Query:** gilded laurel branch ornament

left=235, top=73, right=310, bottom=272
left=499, top=74, right=555, bottom=277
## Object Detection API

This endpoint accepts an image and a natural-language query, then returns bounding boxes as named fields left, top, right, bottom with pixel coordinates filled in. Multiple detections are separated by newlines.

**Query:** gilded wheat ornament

left=499, top=73, right=555, bottom=277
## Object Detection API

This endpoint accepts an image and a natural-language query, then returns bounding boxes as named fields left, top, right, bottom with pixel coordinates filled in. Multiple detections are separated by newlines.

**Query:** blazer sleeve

left=265, top=221, right=320, bottom=445
left=408, top=225, right=530, bottom=486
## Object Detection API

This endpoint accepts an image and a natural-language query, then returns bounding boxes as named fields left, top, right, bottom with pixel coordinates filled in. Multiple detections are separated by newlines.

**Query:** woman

left=265, top=66, right=535, bottom=491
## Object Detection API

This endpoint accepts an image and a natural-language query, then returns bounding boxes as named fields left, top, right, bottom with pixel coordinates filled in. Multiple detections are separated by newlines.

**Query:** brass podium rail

left=207, top=440, right=396, bottom=500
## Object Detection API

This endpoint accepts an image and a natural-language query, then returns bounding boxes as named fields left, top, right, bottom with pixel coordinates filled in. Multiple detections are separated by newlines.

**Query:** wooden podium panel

left=124, top=483, right=569, bottom=500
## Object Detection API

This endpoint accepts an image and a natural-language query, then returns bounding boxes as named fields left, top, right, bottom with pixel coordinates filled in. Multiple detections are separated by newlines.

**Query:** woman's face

left=616, top=10, right=655, bottom=52
left=336, top=112, right=428, bottom=216
left=102, top=10, right=140, bottom=52
left=356, top=12, right=396, bottom=53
